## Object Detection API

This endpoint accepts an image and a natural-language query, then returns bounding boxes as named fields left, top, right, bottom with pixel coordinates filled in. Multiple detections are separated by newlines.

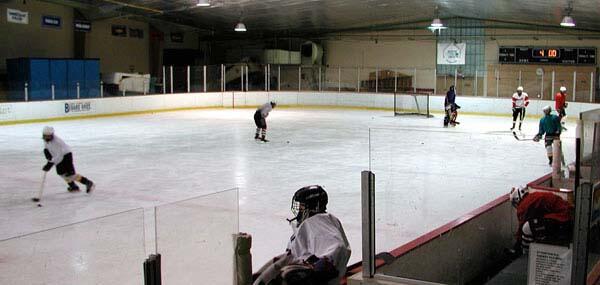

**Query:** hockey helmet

left=290, top=185, right=328, bottom=224
left=42, top=126, right=54, bottom=136
left=509, top=186, right=529, bottom=207
left=560, top=86, right=567, bottom=92
left=517, top=86, right=524, bottom=92
left=542, top=105, right=552, bottom=114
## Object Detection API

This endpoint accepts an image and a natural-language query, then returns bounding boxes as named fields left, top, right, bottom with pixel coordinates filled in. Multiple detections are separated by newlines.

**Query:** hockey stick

left=32, top=172, right=47, bottom=202
left=512, top=131, right=535, bottom=141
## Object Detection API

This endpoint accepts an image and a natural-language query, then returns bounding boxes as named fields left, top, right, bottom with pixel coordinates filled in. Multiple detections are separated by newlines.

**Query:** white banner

left=437, top=42, right=466, bottom=65
left=7, top=8, right=29, bottom=24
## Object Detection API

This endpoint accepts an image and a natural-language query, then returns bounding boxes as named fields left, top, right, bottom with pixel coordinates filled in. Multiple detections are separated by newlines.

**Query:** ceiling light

left=196, top=0, right=210, bottom=7
left=430, top=18, right=444, bottom=28
left=234, top=22, right=247, bottom=32
left=560, top=15, right=575, bottom=27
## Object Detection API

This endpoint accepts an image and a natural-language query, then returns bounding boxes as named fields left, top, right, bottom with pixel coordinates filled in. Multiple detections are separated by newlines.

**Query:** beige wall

left=324, top=38, right=435, bottom=69
left=0, top=1, right=74, bottom=72
left=1, top=0, right=151, bottom=75
left=86, top=18, right=150, bottom=74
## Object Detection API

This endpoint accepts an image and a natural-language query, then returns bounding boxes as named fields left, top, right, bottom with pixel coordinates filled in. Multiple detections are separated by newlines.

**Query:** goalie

left=444, top=85, right=460, bottom=127
left=253, top=185, right=351, bottom=285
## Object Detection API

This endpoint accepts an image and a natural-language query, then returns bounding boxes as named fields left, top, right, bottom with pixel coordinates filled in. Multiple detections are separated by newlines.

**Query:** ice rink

left=0, top=107, right=576, bottom=271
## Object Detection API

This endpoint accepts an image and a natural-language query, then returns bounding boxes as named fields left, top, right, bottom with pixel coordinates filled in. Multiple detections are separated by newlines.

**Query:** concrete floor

left=0, top=108, right=576, bottom=284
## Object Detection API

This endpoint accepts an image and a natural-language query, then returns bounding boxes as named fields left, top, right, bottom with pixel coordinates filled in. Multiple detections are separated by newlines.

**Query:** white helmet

left=510, top=186, right=529, bottom=207
left=560, top=86, right=567, bottom=92
left=42, top=126, right=54, bottom=136
left=542, top=105, right=552, bottom=114
left=517, top=86, right=524, bottom=92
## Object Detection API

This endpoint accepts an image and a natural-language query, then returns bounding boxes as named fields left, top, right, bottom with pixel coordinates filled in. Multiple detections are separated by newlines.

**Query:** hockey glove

left=43, top=162, right=54, bottom=172
left=533, top=135, right=541, bottom=142
left=564, top=102, right=568, bottom=108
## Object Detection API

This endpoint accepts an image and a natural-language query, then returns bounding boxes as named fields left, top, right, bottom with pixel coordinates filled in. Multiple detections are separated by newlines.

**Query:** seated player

left=509, top=186, right=573, bottom=254
left=253, top=185, right=351, bottom=285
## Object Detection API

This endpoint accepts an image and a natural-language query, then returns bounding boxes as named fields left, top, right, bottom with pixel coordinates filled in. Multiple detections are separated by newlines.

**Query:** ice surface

left=0, top=108, right=576, bottom=276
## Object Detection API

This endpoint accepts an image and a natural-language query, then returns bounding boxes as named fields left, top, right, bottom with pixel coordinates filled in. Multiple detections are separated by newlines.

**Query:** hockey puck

left=37, top=204, right=42, bottom=207
left=286, top=141, right=290, bottom=144
left=31, top=197, right=40, bottom=202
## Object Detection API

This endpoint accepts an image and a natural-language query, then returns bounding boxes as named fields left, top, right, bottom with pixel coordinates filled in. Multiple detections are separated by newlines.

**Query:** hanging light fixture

left=196, top=0, right=210, bottom=7
left=234, top=22, right=247, bottom=32
left=428, top=6, right=447, bottom=32
left=560, top=1, right=576, bottom=27
left=560, top=15, right=575, bottom=27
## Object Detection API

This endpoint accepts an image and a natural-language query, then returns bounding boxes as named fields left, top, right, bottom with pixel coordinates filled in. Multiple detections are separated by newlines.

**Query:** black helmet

left=290, top=185, right=328, bottom=224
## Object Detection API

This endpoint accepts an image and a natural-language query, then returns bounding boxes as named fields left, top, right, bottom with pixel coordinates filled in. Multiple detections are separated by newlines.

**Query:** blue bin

left=67, top=60, right=85, bottom=99
left=50, top=60, right=68, bottom=100
left=83, top=60, right=100, bottom=98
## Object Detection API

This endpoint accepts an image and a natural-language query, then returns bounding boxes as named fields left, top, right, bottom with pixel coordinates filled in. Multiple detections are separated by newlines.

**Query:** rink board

left=1, top=91, right=599, bottom=124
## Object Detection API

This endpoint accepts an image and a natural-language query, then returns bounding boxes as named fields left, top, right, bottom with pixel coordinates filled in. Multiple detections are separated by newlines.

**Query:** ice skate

left=86, top=181, right=95, bottom=193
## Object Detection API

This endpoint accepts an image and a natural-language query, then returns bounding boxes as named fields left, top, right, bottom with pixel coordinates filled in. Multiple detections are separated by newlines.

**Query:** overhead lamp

left=196, top=0, right=210, bottom=7
left=560, top=15, right=575, bottom=27
left=234, top=22, right=247, bottom=32
left=560, top=1, right=575, bottom=27
left=430, top=18, right=444, bottom=28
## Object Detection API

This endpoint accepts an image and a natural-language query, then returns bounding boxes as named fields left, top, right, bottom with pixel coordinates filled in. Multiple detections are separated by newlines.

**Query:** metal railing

left=2, top=64, right=598, bottom=103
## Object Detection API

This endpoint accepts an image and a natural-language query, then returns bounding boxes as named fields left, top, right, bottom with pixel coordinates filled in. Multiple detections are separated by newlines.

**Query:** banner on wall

left=170, top=33, right=184, bottom=43
left=42, top=15, right=61, bottom=28
left=437, top=42, right=466, bottom=65
left=129, top=28, right=144, bottom=39
left=112, top=25, right=127, bottom=37
left=74, top=20, right=91, bottom=32
left=7, top=8, right=29, bottom=24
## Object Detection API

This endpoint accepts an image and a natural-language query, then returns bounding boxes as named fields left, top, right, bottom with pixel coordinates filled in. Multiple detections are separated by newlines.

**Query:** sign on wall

left=42, top=15, right=61, bottom=28
left=74, top=20, right=91, bottom=32
left=129, top=28, right=144, bottom=39
left=170, top=33, right=184, bottom=43
left=7, top=8, right=29, bottom=24
left=527, top=243, right=571, bottom=285
left=64, top=102, right=92, bottom=114
left=437, top=42, right=466, bottom=65
left=112, top=25, right=127, bottom=37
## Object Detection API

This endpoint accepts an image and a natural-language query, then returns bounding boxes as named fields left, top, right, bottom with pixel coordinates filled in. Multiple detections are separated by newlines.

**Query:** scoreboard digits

left=499, top=47, right=595, bottom=65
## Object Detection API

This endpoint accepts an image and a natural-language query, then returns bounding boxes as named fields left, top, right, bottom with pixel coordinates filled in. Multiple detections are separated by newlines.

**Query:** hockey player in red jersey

left=509, top=186, right=573, bottom=254
left=510, top=86, right=529, bottom=131
left=555, top=86, right=568, bottom=130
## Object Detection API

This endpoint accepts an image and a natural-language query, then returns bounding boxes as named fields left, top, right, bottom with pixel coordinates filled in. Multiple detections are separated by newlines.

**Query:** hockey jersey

left=257, top=103, right=273, bottom=118
left=555, top=92, right=567, bottom=110
left=287, top=213, right=351, bottom=285
left=44, top=135, right=72, bottom=164
left=512, top=92, right=529, bottom=108
left=537, top=114, right=562, bottom=138
left=516, top=192, right=572, bottom=240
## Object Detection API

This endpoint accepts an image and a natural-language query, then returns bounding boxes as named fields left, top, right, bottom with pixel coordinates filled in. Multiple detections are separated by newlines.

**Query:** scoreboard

left=499, top=47, right=596, bottom=65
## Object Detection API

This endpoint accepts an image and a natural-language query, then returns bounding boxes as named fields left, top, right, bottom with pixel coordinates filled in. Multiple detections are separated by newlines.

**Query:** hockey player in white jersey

left=42, top=126, right=95, bottom=193
left=254, top=102, right=277, bottom=142
left=253, top=185, right=351, bottom=285
left=511, top=86, right=530, bottom=131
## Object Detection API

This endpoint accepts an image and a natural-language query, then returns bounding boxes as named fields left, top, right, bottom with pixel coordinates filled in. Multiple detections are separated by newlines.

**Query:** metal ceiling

left=48, top=0, right=600, bottom=35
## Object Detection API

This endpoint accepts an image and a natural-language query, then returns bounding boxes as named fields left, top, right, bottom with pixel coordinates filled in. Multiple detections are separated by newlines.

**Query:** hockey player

left=253, top=185, right=351, bottom=285
left=509, top=186, right=573, bottom=254
left=533, top=106, right=561, bottom=165
left=555, top=86, right=568, bottom=121
left=444, top=85, right=460, bottom=127
left=511, top=86, right=529, bottom=131
left=42, top=126, right=95, bottom=193
left=254, top=101, right=277, bottom=142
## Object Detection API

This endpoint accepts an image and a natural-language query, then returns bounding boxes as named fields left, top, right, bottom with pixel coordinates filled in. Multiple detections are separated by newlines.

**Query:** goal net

left=393, top=92, right=433, bottom=117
